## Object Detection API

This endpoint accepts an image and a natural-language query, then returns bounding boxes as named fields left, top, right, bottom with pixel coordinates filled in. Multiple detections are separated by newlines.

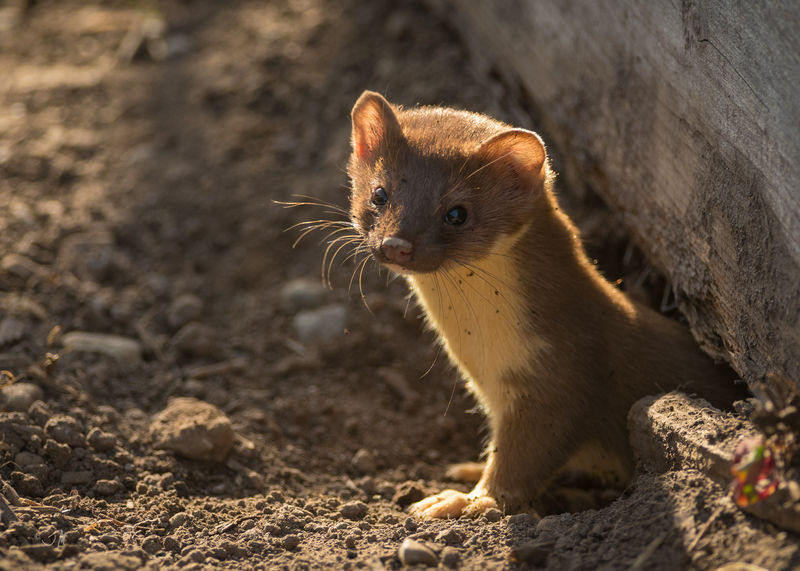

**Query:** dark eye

left=371, top=186, right=388, bottom=207
left=444, top=206, right=467, bottom=225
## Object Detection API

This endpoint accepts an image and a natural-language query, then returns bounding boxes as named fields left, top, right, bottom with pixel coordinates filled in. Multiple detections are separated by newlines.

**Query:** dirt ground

left=0, top=0, right=798, bottom=569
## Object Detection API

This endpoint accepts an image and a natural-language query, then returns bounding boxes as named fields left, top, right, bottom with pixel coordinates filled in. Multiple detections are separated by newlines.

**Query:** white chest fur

left=407, top=233, right=548, bottom=418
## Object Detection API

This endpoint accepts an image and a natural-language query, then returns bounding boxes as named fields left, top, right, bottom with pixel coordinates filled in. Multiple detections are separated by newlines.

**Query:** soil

left=0, top=0, right=797, bottom=569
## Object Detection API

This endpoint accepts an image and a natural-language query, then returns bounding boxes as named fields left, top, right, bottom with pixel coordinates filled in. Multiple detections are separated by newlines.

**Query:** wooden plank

left=426, top=0, right=800, bottom=395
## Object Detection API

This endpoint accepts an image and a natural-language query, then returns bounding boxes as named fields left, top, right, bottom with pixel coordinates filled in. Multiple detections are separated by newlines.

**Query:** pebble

left=141, top=535, right=162, bottom=554
left=87, top=427, right=117, bottom=451
left=292, top=304, right=346, bottom=344
left=169, top=512, right=187, bottom=529
left=62, top=331, right=142, bottom=364
left=164, top=535, right=182, bottom=553
left=484, top=508, right=503, bottom=522
left=441, top=546, right=461, bottom=568
left=436, top=528, right=464, bottom=546
left=167, top=294, right=204, bottom=329
left=280, top=278, right=327, bottom=309
left=397, top=538, right=439, bottom=567
left=282, top=534, right=301, bottom=550
left=0, top=317, right=26, bottom=347
left=351, top=448, right=376, bottom=474
left=1, top=383, right=43, bottom=412
left=14, top=451, right=44, bottom=467
left=172, top=322, right=219, bottom=358
left=393, top=482, right=425, bottom=508
left=44, top=415, right=85, bottom=447
left=94, top=479, right=122, bottom=496
left=340, top=501, right=368, bottom=520
left=150, top=397, right=235, bottom=461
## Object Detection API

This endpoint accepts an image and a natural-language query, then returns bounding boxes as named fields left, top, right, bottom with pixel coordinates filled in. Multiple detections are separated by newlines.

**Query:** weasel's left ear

left=351, top=91, right=403, bottom=162
left=475, top=129, right=547, bottom=192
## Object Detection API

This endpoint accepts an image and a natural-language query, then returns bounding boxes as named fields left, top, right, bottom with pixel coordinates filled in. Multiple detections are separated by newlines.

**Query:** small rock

left=150, top=397, right=235, bottom=461
left=14, top=451, right=44, bottom=467
left=352, top=448, right=376, bottom=474
left=1, top=383, right=43, bottom=412
left=435, top=528, right=464, bottom=546
left=87, top=427, right=117, bottom=451
left=404, top=517, right=418, bottom=532
left=393, top=482, right=425, bottom=508
left=10, top=471, right=43, bottom=497
left=163, top=535, right=181, bottom=553
left=94, top=479, right=122, bottom=496
left=441, top=546, right=461, bottom=568
left=172, top=322, right=219, bottom=358
left=280, top=278, right=326, bottom=309
left=44, top=439, right=71, bottom=467
left=169, top=512, right=187, bottom=529
left=141, top=535, right=162, bottom=554
left=484, top=508, right=503, bottom=522
left=167, top=294, right=204, bottom=329
left=44, top=415, right=85, bottom=447
left=292, top=304, right=346, bottom=344
left=62, top=331, right=142, bottom=364
left=509, top=539, right=555, bottom=565
left=0, top=317, right=26, bottom=347
left=398, top=538, right=439, bottom=567
left=340, top=501, right=368, bottom=520
left=282, top=534, right=300, bottom=550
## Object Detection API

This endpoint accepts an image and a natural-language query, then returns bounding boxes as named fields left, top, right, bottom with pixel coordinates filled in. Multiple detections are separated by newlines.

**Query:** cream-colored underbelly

left=408, top=249, right=547, bottom=416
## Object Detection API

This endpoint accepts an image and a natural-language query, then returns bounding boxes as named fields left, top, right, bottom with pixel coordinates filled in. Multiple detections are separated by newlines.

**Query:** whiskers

left=275, top=195, right=374, bottom=299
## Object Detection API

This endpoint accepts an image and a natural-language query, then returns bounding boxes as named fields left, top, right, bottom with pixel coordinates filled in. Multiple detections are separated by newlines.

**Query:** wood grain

left=425, top=0, right=800, bottom=396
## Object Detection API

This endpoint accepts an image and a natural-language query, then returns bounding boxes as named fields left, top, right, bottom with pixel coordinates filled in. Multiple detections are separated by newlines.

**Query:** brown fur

left=346, top=91, right=743, bottom=517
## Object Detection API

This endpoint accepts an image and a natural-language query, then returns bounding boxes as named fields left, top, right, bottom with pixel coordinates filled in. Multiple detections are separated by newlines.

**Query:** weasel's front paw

left=408, top=489, right=499, bottom=519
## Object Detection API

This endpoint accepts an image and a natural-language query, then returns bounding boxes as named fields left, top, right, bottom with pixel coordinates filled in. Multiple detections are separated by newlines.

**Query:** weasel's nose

left=380, top=236, right=414, bottom=264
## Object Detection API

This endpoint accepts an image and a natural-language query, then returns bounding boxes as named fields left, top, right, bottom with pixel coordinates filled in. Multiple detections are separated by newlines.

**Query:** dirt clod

left=340, top=501, right=369, bottom=520
left=44, top=415, right=85, bottom=447
left=150, top=397, right=235, bottom=462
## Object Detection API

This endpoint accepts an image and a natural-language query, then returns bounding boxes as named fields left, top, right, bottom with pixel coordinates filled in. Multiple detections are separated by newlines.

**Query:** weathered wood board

left=425, top=0, right=800, bottom=397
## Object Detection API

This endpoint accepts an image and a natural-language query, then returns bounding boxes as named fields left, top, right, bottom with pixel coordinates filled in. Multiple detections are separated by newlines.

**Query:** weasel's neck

left=407, top=227, right=549, bottom=415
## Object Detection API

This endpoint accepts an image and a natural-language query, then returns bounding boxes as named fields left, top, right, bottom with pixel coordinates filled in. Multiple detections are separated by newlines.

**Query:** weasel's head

left=347, top=91, right=549, bottom=275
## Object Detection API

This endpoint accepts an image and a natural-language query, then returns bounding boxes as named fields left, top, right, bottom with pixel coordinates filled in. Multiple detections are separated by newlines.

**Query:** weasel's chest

left=408, top=259, right=546, bottom=414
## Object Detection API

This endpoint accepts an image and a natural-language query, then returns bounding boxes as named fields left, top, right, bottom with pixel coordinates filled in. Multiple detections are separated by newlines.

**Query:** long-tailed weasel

left=339, top=90, right=742, bottom=518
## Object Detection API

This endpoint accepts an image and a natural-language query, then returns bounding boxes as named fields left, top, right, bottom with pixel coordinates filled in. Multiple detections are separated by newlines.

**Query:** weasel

left=343, top=90, right=742, bottom=518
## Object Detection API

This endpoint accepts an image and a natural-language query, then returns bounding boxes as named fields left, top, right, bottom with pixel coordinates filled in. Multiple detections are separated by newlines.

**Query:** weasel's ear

left=475, top=129, right=547, bottom=191
left=351, top=91, right=402, bottom=162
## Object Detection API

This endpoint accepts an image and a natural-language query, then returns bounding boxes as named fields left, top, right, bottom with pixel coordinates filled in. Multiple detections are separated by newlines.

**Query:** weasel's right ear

left=351, top=91, right=402, bottom=162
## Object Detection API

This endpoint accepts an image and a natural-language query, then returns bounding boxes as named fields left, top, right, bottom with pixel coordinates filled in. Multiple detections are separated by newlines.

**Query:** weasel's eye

left=371, top=187, right=388, bottom=207
left=444, top=206, right=467, bottom=225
